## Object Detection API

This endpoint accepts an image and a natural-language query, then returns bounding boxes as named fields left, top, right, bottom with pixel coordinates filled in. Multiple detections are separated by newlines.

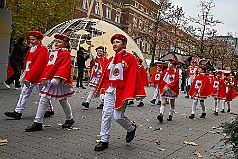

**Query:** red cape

left=24, top=45, right=49, bottom=84
left=42, top=49, right=73, bottom=86
left=226, top=83, right=237, bottom=101
left=138, top=65, right=149, bottom=86
left=188, top=74, right=213, bottom=97
left=150, top=71, right=162, bottom=84
left=90, top=56, right=109, bottom=77
left=159, top=68, right=179, bottom=95
left=95, top=52, right=146, bottom=109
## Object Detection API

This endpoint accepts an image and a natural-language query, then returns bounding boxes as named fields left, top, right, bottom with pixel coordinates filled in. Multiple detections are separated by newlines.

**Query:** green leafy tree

left=6, top=0, right=79, bottom=51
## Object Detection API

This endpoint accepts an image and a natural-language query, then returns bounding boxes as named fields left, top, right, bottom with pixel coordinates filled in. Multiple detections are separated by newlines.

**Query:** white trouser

left=152, top=84, right=160, bottom=101
left=221, top=100, right=226, bottom=110
left=86, top=87, right=96, bottom=103
left=34, top=96, right=72, bottom=123
left=100, top=88, right=135, bottom=142
left=15, top=84, right=53, bottom=113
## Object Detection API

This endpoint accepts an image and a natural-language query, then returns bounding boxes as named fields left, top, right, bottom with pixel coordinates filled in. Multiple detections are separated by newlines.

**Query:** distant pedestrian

left=76, top=47, right=90, bottom=89
left=25, top=34, right=75, bottom=132
left=157, top=58, right=179, bottom=123
left=3, top=37, right=29, bottom=90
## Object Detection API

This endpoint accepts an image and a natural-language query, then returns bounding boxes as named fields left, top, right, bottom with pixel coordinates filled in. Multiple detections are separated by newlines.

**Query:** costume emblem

left=169, top=75, right=174, bottom=81
left=25, top=61, right=31, bottom=71
left=122, top=60, right=128, bottom=68
left=213, top=81, right=219, bottom=88
left=113, top=68, right=120, bottom=76
left=195, top=80, right=202, bottom=88
left=155, top=74, right=160, bottom=80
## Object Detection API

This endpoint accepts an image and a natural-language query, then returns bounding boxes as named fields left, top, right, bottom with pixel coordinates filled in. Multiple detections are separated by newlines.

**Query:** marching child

left=221, top=77, right=237, bottom=113
left=81, top=46, right=108, bottom=109
left=150, top=63, right=163, bottom=105
left=188, top=65, right=213, bottom=119
left=212, top=71, right=226, bottom=115
left=157, top=58, right=179, bottom=123
left=25, top=34, right=75, bottom=132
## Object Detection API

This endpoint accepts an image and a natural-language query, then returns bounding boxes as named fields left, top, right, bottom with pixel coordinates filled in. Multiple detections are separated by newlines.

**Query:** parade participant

left=81, top=46, right=108, bottom=109
left=136, top=58, right=148, bottom=107
left=94, top=34, right=146, bottom=151
left=150, top=63, right=163, bottom=105
left=228, top=71, right=236, bottom=85
left=4, top=31, right=54, bottom=120
left=207, top=69, right=214, bottom=83
left=25, top=34, right=75, bottom=132
left=188, top=65, right=213, bottom=119
left=221, top=77, right=237, bottom=113
left=3, top=37, right=29, bottom=90
left=212, top=71, right=226, bottom=115
left=185, top=58, right=198, bottom=98
left=157, top=58, right=179, bottom=123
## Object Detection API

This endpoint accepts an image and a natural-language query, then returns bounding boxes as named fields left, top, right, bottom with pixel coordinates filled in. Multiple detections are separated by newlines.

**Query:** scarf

left=108, top=49, right=127, bottom=88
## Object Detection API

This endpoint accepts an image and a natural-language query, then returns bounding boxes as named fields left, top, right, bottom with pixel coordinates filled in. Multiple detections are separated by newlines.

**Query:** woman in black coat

left=4, top=37, right=29, bottom=89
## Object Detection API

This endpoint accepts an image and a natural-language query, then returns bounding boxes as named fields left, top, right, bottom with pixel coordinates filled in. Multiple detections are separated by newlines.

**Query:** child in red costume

left=207, top=70, right=214, bottom=83
left=81, top=46, right=108, bottom=109
left=157, top=58, right=179, bottom=123
left=220, top=77, right=237, bottom=113
left=188, top=65, right=213, bottom=119
left=150, top=63, right=163, bottom=105
left=212, top=71, right=226, bottom=115
left=25, top=34, right=75, bottom=132
left=94, top=34, right=146, bottom=151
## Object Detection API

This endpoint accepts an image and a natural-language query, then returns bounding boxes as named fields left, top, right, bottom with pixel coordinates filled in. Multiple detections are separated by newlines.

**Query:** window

left=133, top=16, right=137, bottom=27
left=115, top=11, right=120, bottom=23
left=106, top=7, right=111, bottom=19
left=83, top=0, right=88, bottom=10
left=135, top=2, right=138, bottom=8
left=95, top=2, right=100, bottom=15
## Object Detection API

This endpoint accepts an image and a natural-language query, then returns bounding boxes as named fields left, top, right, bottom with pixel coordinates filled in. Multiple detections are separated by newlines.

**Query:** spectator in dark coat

left=76, top=47, right=90, bottom=89
left=4, top=37, right=29, bottom=89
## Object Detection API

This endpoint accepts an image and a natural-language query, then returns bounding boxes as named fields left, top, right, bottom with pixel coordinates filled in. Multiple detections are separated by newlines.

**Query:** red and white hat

left=28, top=31, right=43, bottom=40
left=156, top=63, right=163, bottom=68
left=95, top=46, right=104, bottom=51
left=169, top=58, right=178, bottom=66
left=110, top=34, right=127, bottom=44
left=54, top=34, right=70, bottom=42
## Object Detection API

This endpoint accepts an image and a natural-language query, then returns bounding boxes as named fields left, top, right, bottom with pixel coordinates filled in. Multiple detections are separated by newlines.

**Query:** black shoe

left=62, top=119, right=74, bottom=129
left=44, top=111, right=54, bottom=118
left=127, top=100, right=134, bottom=105
left=4, top=111, right=22, bottom=120
left=167, top=115, right=172, bottom=121
left=200, top=113, right=206, bottom=118
left=221, top=109, right=225, bottom=113
left=80, top=86, right=86, bottom=89
left=94, top=142, right=109, bottom=151
left=62, top=119, right=75, bottom=129
left=157, top=113, right=163, bottom=123
left=150, top=99, right=156, bottom=104
left=189, top=114, right=195, bottom=119
left=25, top=123, right=42, bottom=132
left=97, top=104, right=104, bottom=109
left=185, top=95, right=189, bottom=98
left=137, top=102, right=144, bottom=107
left=75, top=85, right=79, bottom=88
left=227, top=109, right=231, bottom=112
left=214, top=112, right=218, bottom=116
left=82, top=102, right=89, bottom=108
left=157, top=101, right=161, bottom=105
left=126, top=125, right=137, bottom=143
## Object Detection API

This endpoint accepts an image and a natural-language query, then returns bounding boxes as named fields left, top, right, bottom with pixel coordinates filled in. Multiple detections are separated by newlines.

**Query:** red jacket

left=95, top=52, right=146, bottom=109
left=138, top=65, right=149, bottom=86
left=42, top=48, right=73, bottom=86
left=24, top=44, right=49, bottom=84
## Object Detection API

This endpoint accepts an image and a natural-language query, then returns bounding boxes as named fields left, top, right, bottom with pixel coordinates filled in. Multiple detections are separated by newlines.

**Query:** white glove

left=50, top=78, right=60, bottom=85
left=164, top=86, right=169, bottom=92
left=100, top=94, right=104, bottom=103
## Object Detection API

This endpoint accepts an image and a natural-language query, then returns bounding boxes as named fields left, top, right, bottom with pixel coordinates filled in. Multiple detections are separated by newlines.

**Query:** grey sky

left=171, top=0, right=238, bottom=36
